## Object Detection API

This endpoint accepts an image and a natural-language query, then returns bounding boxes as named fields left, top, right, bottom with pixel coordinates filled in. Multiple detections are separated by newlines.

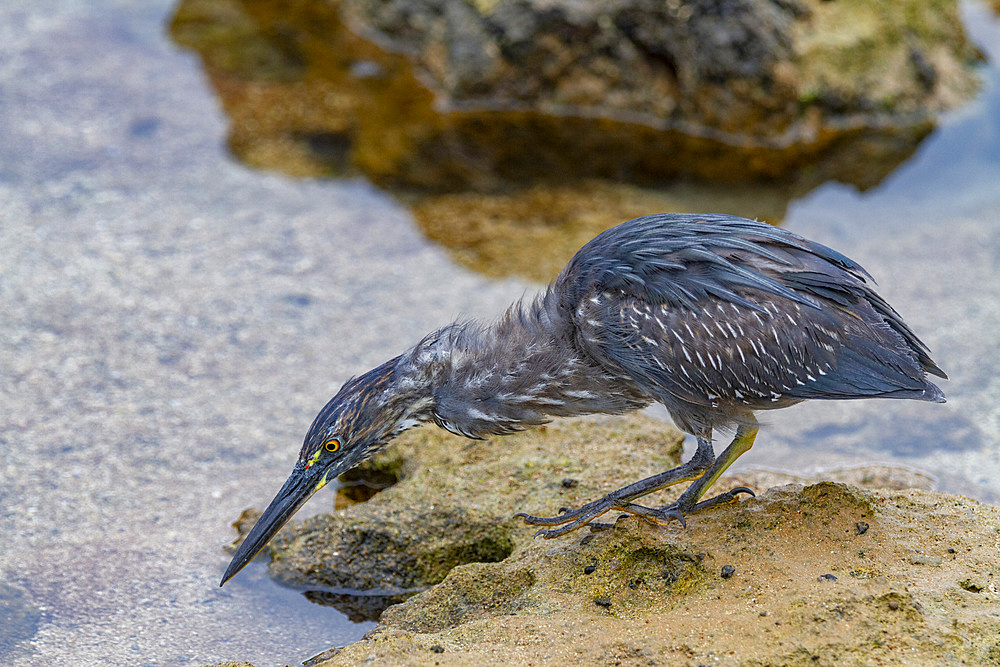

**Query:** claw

left=664, top=509, right=687, bottom=528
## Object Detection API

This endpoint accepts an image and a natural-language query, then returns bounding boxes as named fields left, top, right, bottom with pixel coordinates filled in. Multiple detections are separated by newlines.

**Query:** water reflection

left=303, top=587, right=419, bottom=623
left=168, top=0, right=972, bottom=279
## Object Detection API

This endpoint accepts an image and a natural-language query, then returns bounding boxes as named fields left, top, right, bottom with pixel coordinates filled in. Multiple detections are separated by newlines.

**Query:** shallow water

left=0, top=1, right=998, bottom=666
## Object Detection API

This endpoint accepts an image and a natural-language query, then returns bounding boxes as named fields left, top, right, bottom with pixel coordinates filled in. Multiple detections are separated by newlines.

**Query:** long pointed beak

left=220, top=463, right=328, bottom=587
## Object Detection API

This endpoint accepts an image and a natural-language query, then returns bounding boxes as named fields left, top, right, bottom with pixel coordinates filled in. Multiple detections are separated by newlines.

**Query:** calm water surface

left=0, top=1, right=997, bottom=666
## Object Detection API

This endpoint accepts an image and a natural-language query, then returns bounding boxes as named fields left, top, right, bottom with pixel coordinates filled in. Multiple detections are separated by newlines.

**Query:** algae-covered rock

left=228, top=415, right=684, bottom=618
left=224, top=412, right=1000, bottom=666
left=342, top=0, right=979, bottom=136
left=170, top=0, right=980, bottom=192
left=170, top=0, right=983, bottom=283
left=267, top=502, right=517, bottom=592
left=320, top=480, right=1000, bottom=666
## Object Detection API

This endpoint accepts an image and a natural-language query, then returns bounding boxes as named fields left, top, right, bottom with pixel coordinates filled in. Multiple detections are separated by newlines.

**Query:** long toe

left=674, top=486, right=756, bottom=517
left=518, top=460, right=715, bottom=535
left=617, top=503, right=687, bottom=528
left=519, top=497, right=625, bottom=536
left=586, top=521, right=616, bottom=532
left=515, top=506, right=589, bottom=526
left=533, top=512, right=608, bottom=538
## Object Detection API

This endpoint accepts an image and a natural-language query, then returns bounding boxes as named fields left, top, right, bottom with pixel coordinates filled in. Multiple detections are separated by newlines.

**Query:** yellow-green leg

left=672, top=421, right=757, bottom=512
left=619, top=421, right=758, bottom=527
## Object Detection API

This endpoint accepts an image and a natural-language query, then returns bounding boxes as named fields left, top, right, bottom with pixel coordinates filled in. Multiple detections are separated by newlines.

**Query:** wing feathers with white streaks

left=581, top=292, right=843, bottom=409
left=560, top=213, right=945, bottom=412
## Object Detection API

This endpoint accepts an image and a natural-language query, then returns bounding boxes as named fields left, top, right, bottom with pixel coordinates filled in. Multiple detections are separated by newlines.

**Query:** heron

left=220, top=213, right=946, bottom=586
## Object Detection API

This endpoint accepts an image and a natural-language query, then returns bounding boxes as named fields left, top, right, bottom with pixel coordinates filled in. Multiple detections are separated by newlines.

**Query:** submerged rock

left=224, top=414, right=1000, bottom=665
left=171, top=0, right=980, bottom=192
left=171, top=0, right=982, bottom=282
left=342, top=0, right=978, bottom=138
left=0, top=582, right=42, bottom=659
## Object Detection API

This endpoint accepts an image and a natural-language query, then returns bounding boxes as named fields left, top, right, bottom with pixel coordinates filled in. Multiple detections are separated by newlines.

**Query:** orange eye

left=324, top=438, right=341, bottom=453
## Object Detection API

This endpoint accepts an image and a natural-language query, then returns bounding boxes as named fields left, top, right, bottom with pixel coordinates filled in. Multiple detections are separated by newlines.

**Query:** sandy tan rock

left=224, top=414, right=1000, bottom=666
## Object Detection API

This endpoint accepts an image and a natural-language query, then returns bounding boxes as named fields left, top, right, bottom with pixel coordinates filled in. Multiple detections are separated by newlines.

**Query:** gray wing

left=561, top=214, right=946, bottom=429
left=575, top=289, right=840, bottom=408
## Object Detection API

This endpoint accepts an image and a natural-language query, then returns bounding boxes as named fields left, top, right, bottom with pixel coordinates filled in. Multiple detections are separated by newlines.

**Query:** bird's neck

left=397, top=290, right=651, bottom=439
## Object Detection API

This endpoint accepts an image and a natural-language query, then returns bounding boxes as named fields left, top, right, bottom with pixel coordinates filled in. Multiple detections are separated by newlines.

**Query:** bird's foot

left=517, top=486, right=754, bottom=537
left=515, top=456, right=727, bottom=538
left=515, top=496, right=628, bottom=538
left=612, top=486, right=756, bottom=528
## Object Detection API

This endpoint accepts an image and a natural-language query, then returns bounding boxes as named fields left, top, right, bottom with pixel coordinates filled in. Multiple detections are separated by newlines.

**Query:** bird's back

left=556, top=214, right=946, bottom=433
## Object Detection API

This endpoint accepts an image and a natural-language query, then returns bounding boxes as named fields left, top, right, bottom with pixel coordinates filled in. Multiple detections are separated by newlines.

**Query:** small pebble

left=855, top=521, right=869, bottom=535
left=818, top=573, right=838, bottom=582
left=430, top=645, right=445, bottom=653
left=720, top=565, right=735, bottom=579
left=888, top=600, right=900, bottom=610
left=561, top=478, right=579, bottom=488
left=594, top=597, right=612, bottom=608
left=584, top=565, right=596, bottom=575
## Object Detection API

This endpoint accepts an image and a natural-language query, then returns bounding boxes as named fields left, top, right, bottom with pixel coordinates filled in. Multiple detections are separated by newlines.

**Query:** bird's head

left=220, top=355, right=433, bottom=586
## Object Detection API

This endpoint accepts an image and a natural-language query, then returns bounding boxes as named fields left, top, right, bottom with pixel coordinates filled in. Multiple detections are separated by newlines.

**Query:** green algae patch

left=540, top=523, right=717, bottom=612
left=381, top=562, right=537, bottom=633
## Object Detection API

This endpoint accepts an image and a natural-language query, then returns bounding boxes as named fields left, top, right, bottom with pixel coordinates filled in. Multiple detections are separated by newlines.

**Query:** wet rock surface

left=342, top=0, right=978, bottom=136
left=170, top=0, right=981, bottom=282
left=229, top=416, right=684, bottom=619
left=222, top=415, right=1000, bottom=665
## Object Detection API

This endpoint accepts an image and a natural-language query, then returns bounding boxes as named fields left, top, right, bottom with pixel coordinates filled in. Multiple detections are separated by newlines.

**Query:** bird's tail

left=879, top=381, right=946, bottom=403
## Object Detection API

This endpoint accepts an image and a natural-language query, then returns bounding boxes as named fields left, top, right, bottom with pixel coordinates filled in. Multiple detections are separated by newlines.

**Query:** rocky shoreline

left=211, top=415, right=1000, bottom=666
